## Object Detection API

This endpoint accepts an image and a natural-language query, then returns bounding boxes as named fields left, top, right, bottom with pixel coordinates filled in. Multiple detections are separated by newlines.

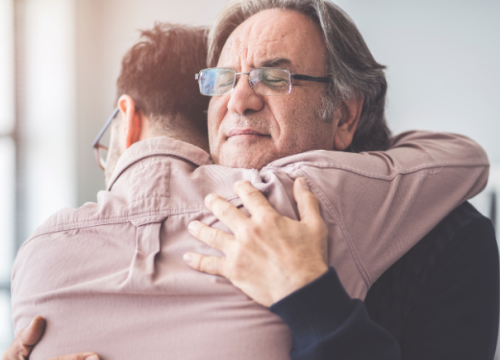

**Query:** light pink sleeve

left=293, top=131, right=489, bottom=289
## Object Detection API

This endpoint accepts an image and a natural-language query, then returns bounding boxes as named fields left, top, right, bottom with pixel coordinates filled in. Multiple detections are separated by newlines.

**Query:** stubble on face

left=207, top=9, right=339, bottom=170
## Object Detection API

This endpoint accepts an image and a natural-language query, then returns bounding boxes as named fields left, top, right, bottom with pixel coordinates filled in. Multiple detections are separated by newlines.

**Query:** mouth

left=227, top=129, right=269, bottom=138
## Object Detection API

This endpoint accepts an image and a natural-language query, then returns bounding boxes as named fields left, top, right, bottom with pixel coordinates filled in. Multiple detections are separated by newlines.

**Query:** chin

left=215, top=140, right=282, bottom=169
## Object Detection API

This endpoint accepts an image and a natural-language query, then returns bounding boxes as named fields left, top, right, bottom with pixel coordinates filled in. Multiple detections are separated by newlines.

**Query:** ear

left=333, top=97, right=364, bottom=151
left=117, top=94, right=141, bottom=149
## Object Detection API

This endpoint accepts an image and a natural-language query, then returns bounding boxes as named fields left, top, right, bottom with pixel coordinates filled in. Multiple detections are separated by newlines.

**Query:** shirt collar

left=107, top=136, right=213, bottom=191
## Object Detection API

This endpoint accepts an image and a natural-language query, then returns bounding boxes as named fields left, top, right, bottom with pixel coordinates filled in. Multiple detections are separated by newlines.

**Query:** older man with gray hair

left=186, top=0, right=498, bottom=359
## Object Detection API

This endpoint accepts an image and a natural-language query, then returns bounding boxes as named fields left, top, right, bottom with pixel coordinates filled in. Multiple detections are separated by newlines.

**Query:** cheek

left=271, top=93, right=332, bottom=150
left=268, top=95, right=309, bottom=134
left=207, top=97, right=229, bottom=148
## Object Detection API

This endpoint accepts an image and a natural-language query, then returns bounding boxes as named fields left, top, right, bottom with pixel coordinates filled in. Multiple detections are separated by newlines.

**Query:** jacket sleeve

left=294, top=131, right=489, bottom=291
left=270, top=267, right=401, bottom=360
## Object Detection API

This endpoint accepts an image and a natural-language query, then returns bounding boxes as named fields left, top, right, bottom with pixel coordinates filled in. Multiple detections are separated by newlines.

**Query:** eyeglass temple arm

left=291, top=74, right=331, bottom=83
left=93, top=107, right=119, bottom=147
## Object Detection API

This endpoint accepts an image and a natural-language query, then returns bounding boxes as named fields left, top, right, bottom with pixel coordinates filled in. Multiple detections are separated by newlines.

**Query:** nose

left=227, top=74, right=265, bottom=115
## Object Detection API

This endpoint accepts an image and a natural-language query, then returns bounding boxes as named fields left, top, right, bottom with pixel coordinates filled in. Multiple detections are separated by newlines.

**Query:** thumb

left=2, top=316, right=46, bottom=360
left=20, top=316, right=46, bottom=347
left=293, top=177, right=322, bottom=225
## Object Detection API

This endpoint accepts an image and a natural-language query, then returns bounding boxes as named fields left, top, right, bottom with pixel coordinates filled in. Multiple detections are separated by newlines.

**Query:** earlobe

left=333, top=97, right=364, bottom=151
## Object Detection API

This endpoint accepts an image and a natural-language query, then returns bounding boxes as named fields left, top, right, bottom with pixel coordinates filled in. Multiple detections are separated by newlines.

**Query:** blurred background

left=0, top=0, right=499, bottom=355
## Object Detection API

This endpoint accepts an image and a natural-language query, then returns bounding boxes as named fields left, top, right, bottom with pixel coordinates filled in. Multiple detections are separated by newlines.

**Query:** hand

left=184, top=177, right=329, bottom=307
left=1, top=316, right=99, bottom=360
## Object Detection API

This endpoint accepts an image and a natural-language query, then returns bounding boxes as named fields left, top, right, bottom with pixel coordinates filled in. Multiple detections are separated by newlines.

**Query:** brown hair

left=116, top=23, right=209, bottom=136
left=208, top=0, right=391, bottom=152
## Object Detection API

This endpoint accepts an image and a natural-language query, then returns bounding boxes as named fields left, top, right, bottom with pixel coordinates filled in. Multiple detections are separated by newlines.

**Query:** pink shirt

left=11, top=131, right=489, bottom=360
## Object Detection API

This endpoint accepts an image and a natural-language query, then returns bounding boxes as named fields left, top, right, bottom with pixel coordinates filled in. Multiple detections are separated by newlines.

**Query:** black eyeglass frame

left=195, top=67, right=331, bottom=96
left=92, top=108, right=119, bottom=170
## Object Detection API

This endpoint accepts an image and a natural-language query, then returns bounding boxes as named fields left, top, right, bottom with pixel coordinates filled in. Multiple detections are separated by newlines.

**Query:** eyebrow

left=259, top=58, right=292, bottom=69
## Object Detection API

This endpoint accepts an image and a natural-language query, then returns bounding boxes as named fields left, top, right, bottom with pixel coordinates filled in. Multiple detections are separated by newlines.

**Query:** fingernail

left=85, top=355, right=99, bottom=360
left=205, top=193, right=216, bottom=204
left=298, top=177, right=309, bottom=190
left=183, top=253, right=193, bottom=264
left=188, top=221, right=199, bottom=232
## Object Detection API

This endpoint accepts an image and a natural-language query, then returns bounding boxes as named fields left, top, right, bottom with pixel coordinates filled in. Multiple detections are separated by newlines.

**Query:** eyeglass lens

left=96, top=125, right=111, bottom=170
left=198, top=68, right=292, bottom=96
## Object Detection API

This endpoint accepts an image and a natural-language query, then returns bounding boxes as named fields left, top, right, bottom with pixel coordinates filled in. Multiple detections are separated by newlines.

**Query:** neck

left=151, top=114, right=209, bottom=153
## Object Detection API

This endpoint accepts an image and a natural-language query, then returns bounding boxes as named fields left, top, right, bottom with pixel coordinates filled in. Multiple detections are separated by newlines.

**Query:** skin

left=207, top=8, right=363, bottom=170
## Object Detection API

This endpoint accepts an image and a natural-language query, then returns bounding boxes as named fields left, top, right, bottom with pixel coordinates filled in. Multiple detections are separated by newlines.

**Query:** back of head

left=116, top=23, right=209, bottom=139
left=208, top=0, right=391, bottom=152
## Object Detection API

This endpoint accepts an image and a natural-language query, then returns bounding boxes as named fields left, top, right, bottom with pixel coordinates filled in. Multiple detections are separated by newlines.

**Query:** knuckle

left=219, top=201, right=233, bottom=217
left=201, top=256, right=218, bottom=273
left=189, top=254, right=202, bottom=271
left=240, top=224, right=259, bottom=239
left=246, top=187, right=260, bottom=197
left=207, top=228, right=218, bottom=246
left=195, top=226, right=207, bottom=242
left=214, top=231, right=225, bottom=247
left=234, top=180, right=251, bottom=191
left=261, top=211, right=281, bottom=225
left=315, top=223, right=328, bottom=239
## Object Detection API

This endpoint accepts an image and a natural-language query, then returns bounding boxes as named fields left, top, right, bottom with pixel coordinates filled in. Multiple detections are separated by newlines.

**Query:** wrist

left=270, top=267, right=355, bottom=350
left=273, top=264, right=329, bottom=304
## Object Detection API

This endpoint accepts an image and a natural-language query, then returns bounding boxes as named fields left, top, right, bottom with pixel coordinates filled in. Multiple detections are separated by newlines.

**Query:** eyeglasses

left=195, top=67, right=331, bottom=96
left=92, top=108, right=119, bottom=170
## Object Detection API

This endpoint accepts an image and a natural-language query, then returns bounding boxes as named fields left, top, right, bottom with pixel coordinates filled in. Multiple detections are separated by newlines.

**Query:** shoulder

left=365, top=202, right=498, bottom=342
left=23, top=193, right=125, bottom=246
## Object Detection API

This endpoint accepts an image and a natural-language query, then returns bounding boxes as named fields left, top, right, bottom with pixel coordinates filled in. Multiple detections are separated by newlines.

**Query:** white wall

left=17, top=0, right=77, bottom=238
left=339, top=0, right=500, bottom=164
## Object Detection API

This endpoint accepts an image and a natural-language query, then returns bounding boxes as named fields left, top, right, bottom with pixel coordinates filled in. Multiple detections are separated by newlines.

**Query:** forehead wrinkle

left=219, top=9, right=326, bottom=74
left=249, top=32, right=298, bottom=70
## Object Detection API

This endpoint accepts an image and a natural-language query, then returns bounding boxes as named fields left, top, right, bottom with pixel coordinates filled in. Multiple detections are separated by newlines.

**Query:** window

left=0, top=0, right=16, bottom=353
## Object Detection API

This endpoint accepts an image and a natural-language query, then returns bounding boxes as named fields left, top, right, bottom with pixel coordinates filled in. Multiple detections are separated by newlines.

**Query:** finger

left=293, top=178, right=322, bottom=226
left=183, top=253, right=227, bottom=277
left=48, top=353, right=100, bottom=360
left=188, top=220, right=234, bottom=253
left=5, top=316, right=47, bottom=359
left=20, top=316, right=46, bottom=347
left=233, top=181, right=276, bottom=217
left=204, top=193, right=249, bottom=232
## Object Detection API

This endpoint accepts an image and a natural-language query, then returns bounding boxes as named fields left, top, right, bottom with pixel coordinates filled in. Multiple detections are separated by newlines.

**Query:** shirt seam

left=23, top=207, right=204, bottom=247
left=270, top=161, right=488, bottom=180
left=23, top=194, right=242, bottom=248
left=108, top=151, right=209, bottom=190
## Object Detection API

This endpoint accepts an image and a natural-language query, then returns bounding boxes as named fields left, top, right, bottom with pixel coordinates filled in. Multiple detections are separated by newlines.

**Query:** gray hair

left=207, top=0, right=391, bottom=152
